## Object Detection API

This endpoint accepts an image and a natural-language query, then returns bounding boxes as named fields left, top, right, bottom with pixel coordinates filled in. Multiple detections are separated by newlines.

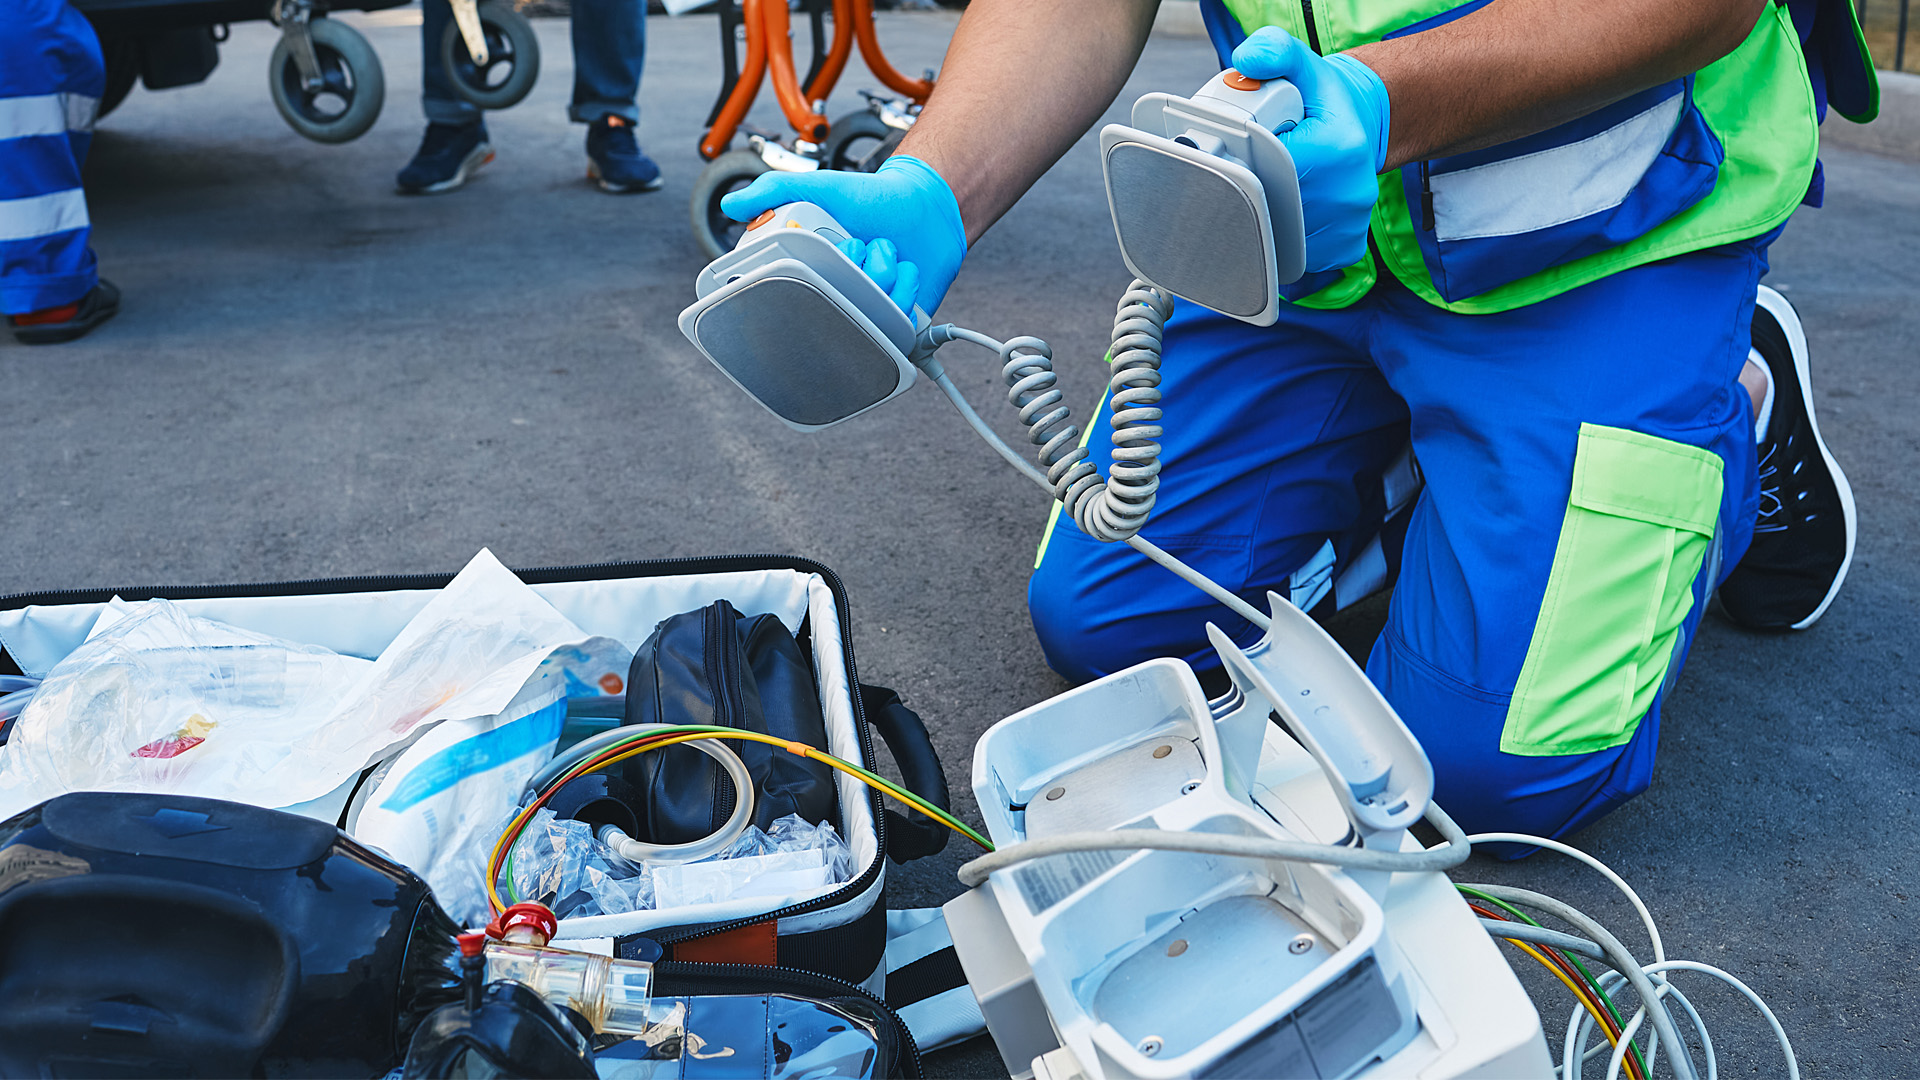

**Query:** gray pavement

left=4, top=8, right=1917, bottom=1076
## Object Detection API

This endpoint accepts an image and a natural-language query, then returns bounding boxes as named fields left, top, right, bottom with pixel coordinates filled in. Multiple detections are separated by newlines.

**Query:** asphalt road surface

left=3, top=8, right=1916, bottom=1076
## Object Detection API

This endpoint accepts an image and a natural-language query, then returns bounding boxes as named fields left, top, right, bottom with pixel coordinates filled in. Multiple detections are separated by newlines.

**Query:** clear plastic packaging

left=0, top=599, right=373, bottom=819
left=0, top=551, right=637, bottom=822
left=506, top=810, right=853, bottom=920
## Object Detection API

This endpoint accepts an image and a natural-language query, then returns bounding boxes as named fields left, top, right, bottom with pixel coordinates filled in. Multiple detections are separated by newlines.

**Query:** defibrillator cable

left=954, top=801, right=1470, bottom=890
left=917, top=283, right=1273, bottom=632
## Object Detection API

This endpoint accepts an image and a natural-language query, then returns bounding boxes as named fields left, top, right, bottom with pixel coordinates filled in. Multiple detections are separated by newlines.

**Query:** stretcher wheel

left=440, top=1, right=541, bottom=111
left=821, top=110, right=900, bottom=172
left=690, top=149, right=772, bottom=260
left=268, top=18, right=385, bottom=144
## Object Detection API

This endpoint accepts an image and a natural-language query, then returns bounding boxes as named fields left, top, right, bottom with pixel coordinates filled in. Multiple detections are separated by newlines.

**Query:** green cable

left=499, top=725, right=995, bottom=907
left=582, top=724, right=995, bottom=850
left=1457, top=884, right=1648, bottom=1077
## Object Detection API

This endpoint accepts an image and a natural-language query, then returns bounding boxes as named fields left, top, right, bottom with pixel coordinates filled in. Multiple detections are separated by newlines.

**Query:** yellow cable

left=588, top=730, right=991, bottom=847
left=1502, top=938, right=1629, bottom=1062
left=489, top=728, right=993, bottom=914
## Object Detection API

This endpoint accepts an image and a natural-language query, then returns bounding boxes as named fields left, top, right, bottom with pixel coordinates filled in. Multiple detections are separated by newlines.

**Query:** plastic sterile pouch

left=352, top=632, right=635, bottom=926
left=290, top=549, right=626, bottom=797
left=651, top=846, right=833, bottom=909
left=0, top=598, right=374, bottom=819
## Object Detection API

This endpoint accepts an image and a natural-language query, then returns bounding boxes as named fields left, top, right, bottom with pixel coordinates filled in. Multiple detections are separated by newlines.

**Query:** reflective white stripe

left=0, top=188, right=89, bottom=242
left=1431, top=94, right=1684, bottom=242
left=66, top=93, right=99, bottom=134
left=0, top=93, right=99, bottom=139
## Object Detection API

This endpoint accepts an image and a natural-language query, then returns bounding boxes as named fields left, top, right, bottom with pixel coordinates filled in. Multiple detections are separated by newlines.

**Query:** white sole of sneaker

left=587, top=159, right=665, bottom=193
left=1754, top=284, right=1856, bottom=630
left=403, top=143, right=495, bottom=196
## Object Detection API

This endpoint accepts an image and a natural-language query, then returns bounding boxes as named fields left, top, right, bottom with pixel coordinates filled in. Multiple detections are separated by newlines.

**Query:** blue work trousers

left=0, top=0, right=102, bottom=315
left=1029, top=242, right=1768, bottom=841
left=422, top=0, right=646, bottom=125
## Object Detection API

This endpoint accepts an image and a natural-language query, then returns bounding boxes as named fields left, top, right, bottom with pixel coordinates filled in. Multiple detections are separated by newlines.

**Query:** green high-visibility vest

left=1218, top=0, right=1879, bottom=313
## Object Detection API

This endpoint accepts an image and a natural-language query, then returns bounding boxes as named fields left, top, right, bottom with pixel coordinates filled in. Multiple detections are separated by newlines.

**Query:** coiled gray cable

left=919, top=283, right=1273, bottom=631
left=998, top=281, right=1173, bottom=542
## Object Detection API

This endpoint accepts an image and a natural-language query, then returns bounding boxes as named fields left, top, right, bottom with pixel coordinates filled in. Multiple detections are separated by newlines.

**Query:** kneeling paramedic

left=723, top=0, right=1875, bottom=840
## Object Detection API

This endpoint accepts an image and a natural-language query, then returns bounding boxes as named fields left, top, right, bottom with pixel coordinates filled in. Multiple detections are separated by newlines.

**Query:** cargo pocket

left=1502, top=425, right=1724, bottom=757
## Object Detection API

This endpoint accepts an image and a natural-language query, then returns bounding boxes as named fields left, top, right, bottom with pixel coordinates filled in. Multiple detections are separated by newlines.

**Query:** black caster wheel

left=821, top=110, right=902, bottom=172
left=689, top=149, right=772, bottom=260
left=98, top=33, right=140, bottom=120
left=441, top=0, right=541, bottom=110
left=268, top=18, right=385, bottom=143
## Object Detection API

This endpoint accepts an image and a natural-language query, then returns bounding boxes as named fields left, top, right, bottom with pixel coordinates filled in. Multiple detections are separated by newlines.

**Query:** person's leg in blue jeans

left=2, top=0, right=119, bottom=343
left=571, top=0, right=659, bottom=193
left=395, top=0, right=495, bottom=195
left=420, top=0, right=485, bottom=127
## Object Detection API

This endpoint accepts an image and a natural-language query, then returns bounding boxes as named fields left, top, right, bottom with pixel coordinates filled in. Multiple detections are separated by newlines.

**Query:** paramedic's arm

left=898, top=0, right=1766, bottom=240
left=1348, top=0, right=1769, bottom=169
left=894, top=0, right=1159, bottom=243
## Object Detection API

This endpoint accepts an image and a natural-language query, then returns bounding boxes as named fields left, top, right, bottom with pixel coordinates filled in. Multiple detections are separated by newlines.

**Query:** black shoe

left=1718, top=285, right=1856, bottom=631
left=397, top=122, right=493, bottom=195
left=584, top=117, right=662, bottom=193
left=9, top=280, right=121, bottom=344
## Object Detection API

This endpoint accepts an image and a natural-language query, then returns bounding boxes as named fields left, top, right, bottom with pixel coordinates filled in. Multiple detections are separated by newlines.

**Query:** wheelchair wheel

left=821, top=110, right=901, bottom=173
left=690, top=150, right=771, bottom=260
left=268, top=18, right=385, bottom=144
left=440, top=0, right=541, bottom=111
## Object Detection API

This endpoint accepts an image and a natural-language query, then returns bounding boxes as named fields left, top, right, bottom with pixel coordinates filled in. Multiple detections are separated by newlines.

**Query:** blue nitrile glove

left=721, top=155, right=967, bottom=316
left=1230, top=28, right=1391, bottom=273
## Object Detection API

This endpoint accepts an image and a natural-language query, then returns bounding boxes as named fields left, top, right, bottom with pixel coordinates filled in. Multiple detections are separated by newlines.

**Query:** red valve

left=487, top=902, right=558, bottom=946
left=456, top=931, right=489, bottom=959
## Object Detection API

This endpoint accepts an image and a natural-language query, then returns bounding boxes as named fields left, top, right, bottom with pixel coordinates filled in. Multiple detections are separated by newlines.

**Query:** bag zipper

left=0, top=555, right=896, bottom=935
left=702, top=600, right=741, bottom=830
left=652, top=960, right=925, bottom=1078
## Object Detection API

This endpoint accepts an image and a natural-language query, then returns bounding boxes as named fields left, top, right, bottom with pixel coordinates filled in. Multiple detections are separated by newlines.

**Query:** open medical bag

left=0, top=555, right=951, bottom=1001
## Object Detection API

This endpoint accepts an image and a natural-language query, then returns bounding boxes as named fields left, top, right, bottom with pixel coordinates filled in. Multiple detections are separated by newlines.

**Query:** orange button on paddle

left=1222, top=69, right=1263, bottom=91
left=749, top=208, right=778, bottom=230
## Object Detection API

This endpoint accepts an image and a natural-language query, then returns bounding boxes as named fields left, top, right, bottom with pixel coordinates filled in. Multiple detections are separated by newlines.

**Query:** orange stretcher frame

left=699, top=0, right=936, bottom=162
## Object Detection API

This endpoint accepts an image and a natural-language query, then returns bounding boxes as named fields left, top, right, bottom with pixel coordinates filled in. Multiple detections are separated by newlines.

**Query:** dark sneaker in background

left=396, top=122, right=494, bottom=195
left=9, top=279, right=120, bottom=345
left=585, top=116, right=662, bottom=193
left=1718, top=285, right=1856, bottom=631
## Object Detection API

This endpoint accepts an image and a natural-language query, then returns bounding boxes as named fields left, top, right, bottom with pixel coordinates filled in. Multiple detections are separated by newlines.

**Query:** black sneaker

left=584, top=116, right=662, bottom=193
left=9, top=280, right=120, bottom=344
left=1718, top=285, right=1856, bottom=631
left=396, top=122, right=493, bottom=195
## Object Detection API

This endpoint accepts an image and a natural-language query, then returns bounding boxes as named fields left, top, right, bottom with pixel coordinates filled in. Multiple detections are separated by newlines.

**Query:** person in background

left=2, top=0, right=121, bottom=345
left=397, top=0, right=661, bottom=195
